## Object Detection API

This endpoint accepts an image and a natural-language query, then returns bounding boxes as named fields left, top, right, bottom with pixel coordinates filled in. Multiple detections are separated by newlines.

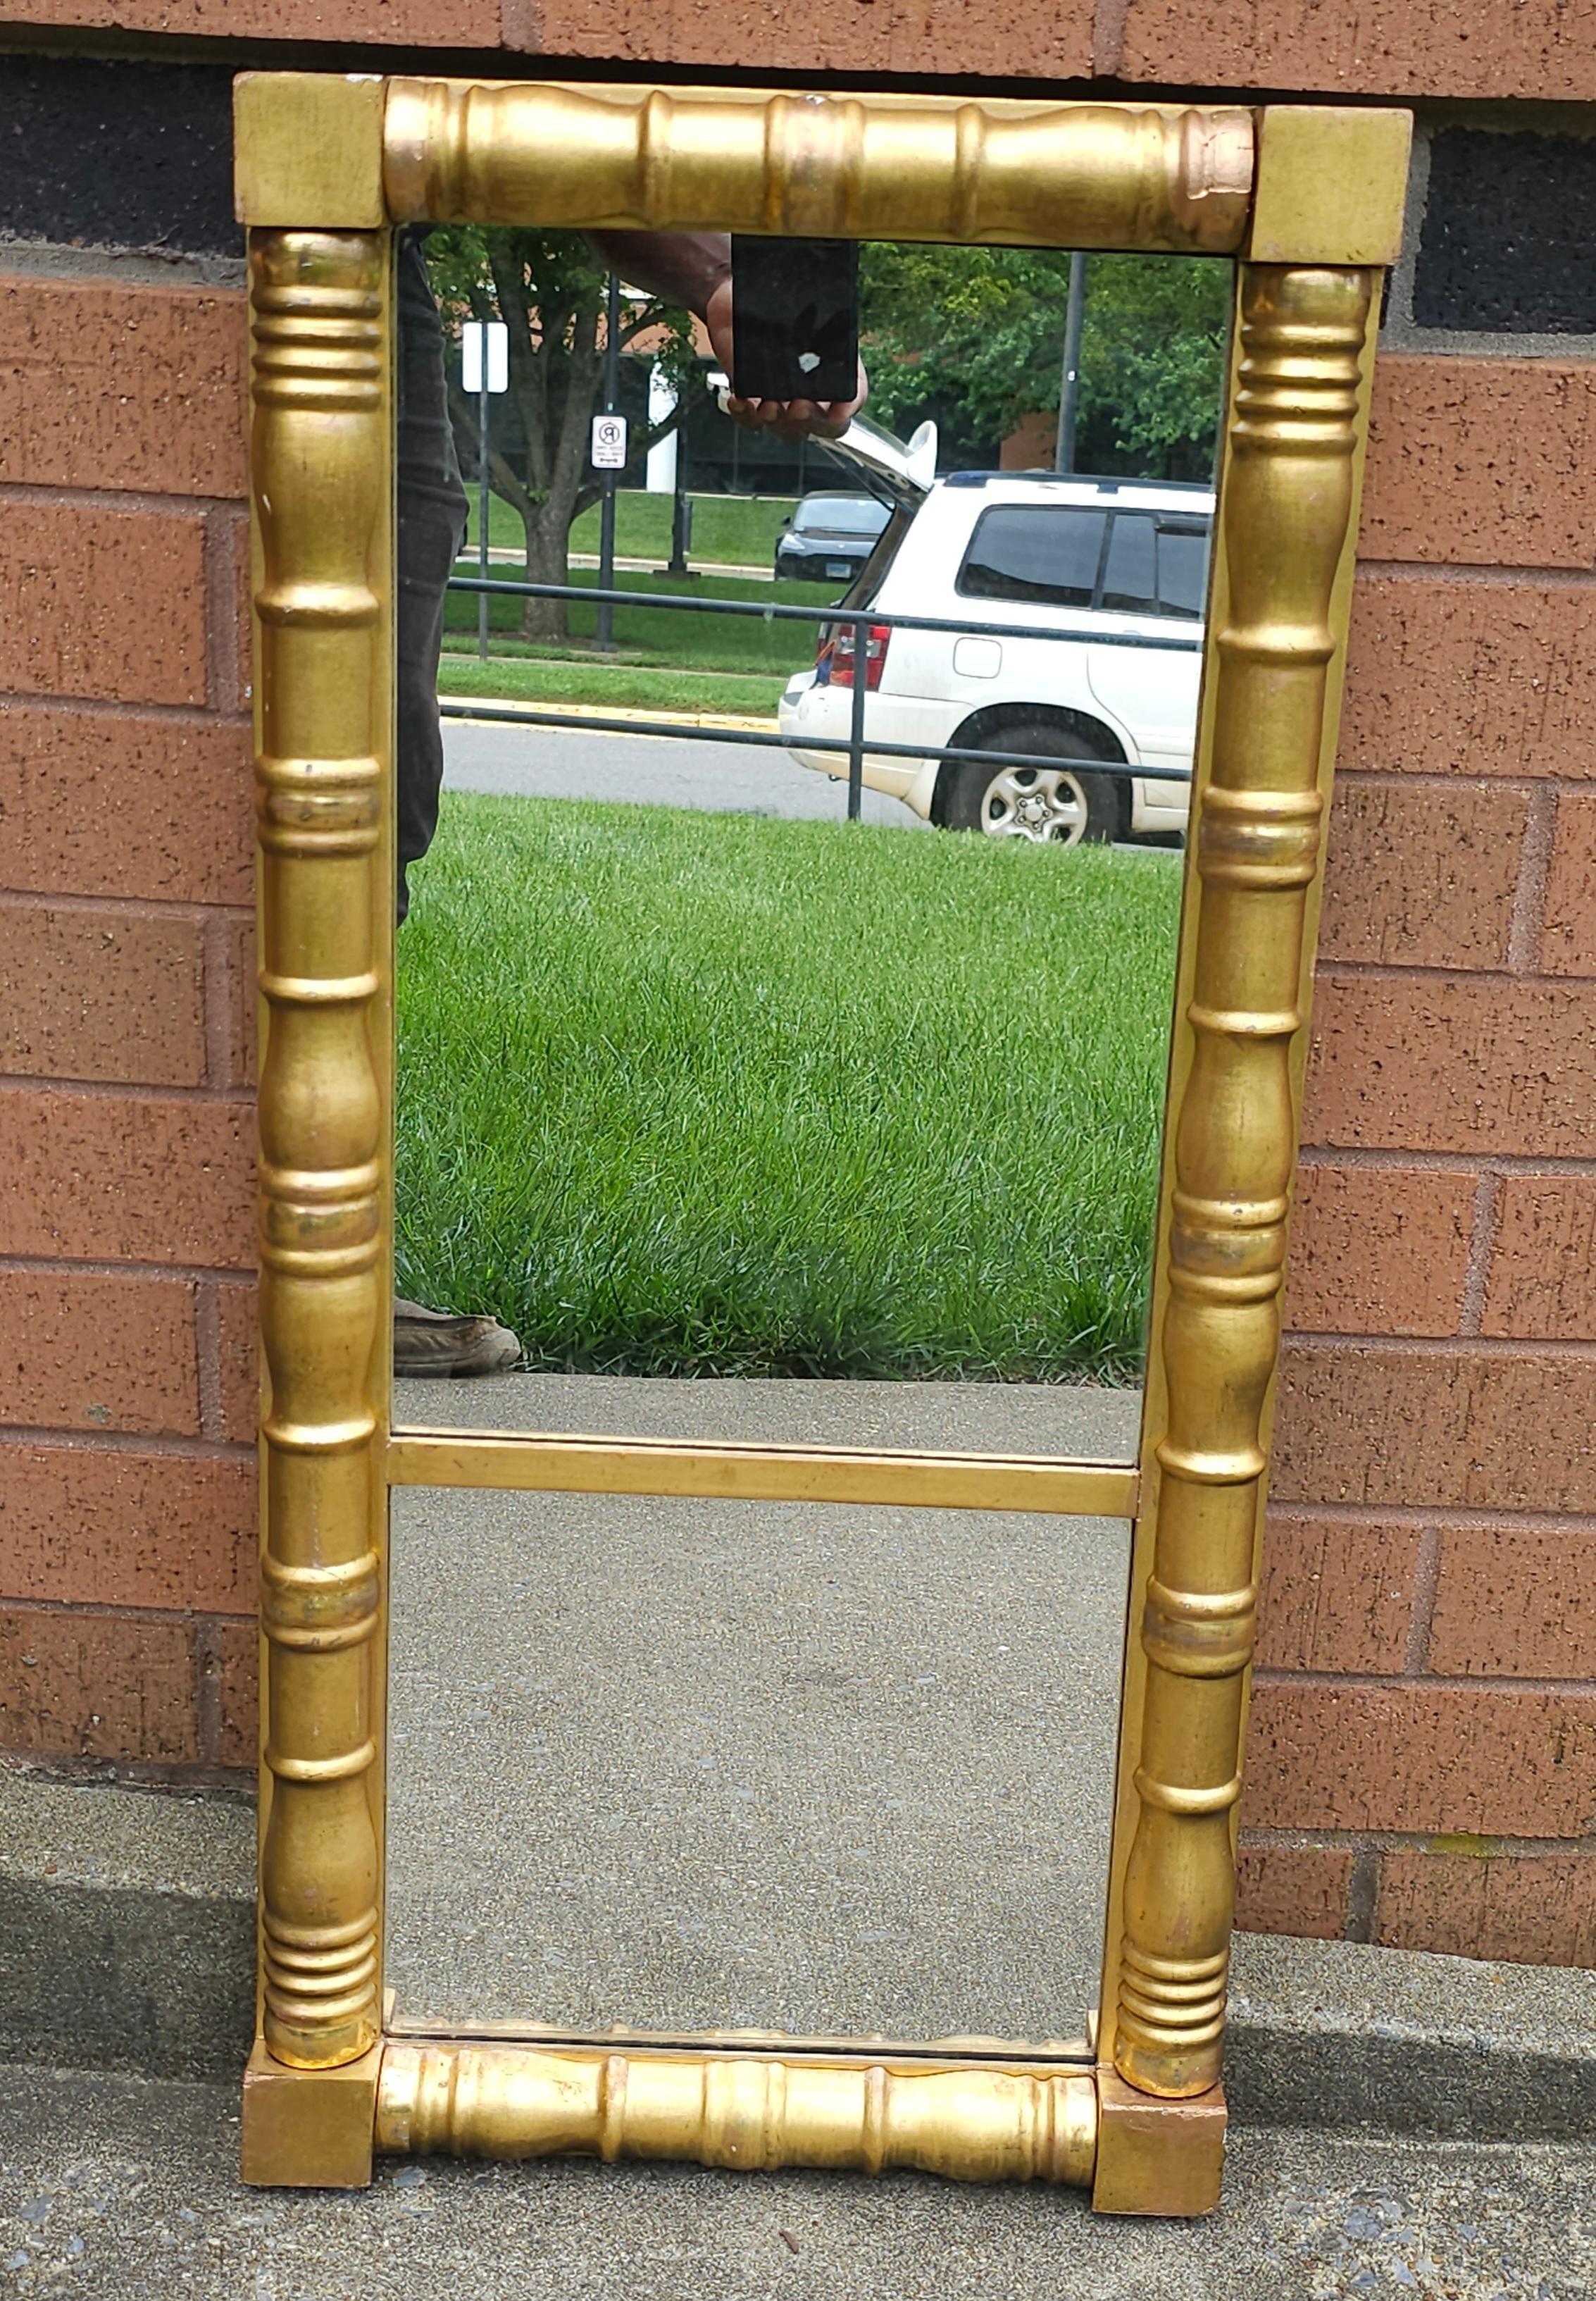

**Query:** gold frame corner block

left=1248, top=105, right=1412, bottom=266
left=242, top=2042, right=382, bottom=2189
left=235, top=72, right=388, bottom=228
left=1092, top=2072, right=1227, bottom=2218
left=242, top=74, right=1404, bottom=2215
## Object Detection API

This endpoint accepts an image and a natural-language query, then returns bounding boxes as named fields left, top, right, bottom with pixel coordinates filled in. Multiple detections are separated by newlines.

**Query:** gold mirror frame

left=234, top=73, right=1410, bottom=2214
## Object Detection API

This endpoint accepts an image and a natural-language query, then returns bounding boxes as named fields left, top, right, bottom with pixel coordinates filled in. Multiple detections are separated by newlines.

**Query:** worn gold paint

left=249, top=224, right=393, bottom=2077
left=1099, top=263, right=1383, bottom=2143
left=377, top=2042, right=1098, bottom=2188
left=388, top=1431, right=1138, bottom=1518
left=238, top=74, right=1410, bottom=2211
left=384, top=80, right=1254, bottom=252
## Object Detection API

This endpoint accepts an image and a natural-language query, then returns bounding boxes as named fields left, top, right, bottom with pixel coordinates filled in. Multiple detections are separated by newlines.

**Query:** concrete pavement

left=4, top=2061, right=1593, bottom=2300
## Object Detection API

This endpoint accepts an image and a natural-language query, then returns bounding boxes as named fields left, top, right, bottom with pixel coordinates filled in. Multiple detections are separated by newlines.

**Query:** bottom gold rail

left=376, top=2042, right=1097, bottom=2187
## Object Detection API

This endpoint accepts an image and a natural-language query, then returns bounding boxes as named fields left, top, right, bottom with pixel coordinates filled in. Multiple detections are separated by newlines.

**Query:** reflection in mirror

left=387, top=1380, right=1135, bottom=2047
left=387, top=224, right=1224, bottom=2046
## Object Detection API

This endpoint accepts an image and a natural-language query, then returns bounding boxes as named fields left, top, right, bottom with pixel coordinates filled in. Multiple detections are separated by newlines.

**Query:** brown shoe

left=393, top=1297, right=522, bottom=1379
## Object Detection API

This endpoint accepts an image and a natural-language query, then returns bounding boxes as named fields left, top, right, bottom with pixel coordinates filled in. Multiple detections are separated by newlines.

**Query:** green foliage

left=859, top=246, right=1230, bottom=472
left=422, top=225, right=700, bottom=528
left=396, top=796, right=1179, bottom=1380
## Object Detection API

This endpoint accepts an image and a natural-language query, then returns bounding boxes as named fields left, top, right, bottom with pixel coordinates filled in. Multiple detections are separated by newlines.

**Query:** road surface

left=442, top=714, right=924, bottom=827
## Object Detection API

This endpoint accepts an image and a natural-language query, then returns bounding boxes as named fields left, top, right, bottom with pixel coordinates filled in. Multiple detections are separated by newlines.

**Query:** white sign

left=462, top=321, right=509, bottom=395
left=591, top=414, right=629, bottom=471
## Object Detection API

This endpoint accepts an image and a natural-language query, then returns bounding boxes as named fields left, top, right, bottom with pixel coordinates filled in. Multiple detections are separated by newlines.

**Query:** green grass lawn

left=445, top=564, right=835, bottom=681
left=396, top=795, right=1180, bottom=1382
left=437, top=655, right=785, bottom=717
left=465, top=490, right=798, bottom=567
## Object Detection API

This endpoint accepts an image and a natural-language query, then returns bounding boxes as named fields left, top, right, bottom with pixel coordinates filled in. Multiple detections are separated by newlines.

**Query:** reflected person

left=394, top=228, right=868, bottom=1377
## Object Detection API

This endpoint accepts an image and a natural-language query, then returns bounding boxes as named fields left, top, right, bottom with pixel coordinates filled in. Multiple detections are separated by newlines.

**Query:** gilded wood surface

left=384, top=79, right=1252, bottom=252
left=1106, top=263, right=1378, bottom=2102
left=237, top=65, right=1407, bottom=2204
left=388, top=1432, right=1137, bottom=1518
left=251, top=226, right=392, bottom=2071
left=376, top=2042, right=1097, bottom=2188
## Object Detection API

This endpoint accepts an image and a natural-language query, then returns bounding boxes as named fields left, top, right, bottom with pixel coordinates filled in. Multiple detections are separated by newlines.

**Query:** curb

left=437, top=692, right=780, bottom=736
left=5, top=1771, right=1593, bottom=2133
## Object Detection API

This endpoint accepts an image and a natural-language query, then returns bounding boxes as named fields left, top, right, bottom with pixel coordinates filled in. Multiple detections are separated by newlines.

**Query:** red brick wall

left=1235, top=357, right=1596, bottom=1964
left=0, top=268, right=258, bottom=1772
left=3, top=8, right=1596, bottom=1966
left=6, top=1, right=1596, bottom=99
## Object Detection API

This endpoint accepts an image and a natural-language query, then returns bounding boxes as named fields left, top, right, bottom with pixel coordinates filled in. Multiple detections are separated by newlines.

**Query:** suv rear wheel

left=942, top=721, right=1123, bottom=845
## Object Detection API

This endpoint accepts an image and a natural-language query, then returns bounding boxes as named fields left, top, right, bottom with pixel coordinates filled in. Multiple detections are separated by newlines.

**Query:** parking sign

left=591, top=414, right=628, bottom=470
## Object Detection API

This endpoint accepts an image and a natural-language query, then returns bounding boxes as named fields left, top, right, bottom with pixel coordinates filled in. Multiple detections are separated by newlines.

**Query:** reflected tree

left=424, top=227, right=703, bottom=643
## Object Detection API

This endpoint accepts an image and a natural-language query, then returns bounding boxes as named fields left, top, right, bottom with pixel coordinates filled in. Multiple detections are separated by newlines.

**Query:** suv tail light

left=828, top=621, right=891, bottom=691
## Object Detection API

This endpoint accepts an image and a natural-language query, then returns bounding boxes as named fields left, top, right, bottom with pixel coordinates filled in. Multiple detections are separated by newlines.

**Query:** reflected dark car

left=774, top=492, right=893, bottom=583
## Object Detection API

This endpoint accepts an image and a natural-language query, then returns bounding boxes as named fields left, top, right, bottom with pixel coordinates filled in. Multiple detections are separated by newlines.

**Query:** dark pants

left=397, top=229, right=470, bottom=923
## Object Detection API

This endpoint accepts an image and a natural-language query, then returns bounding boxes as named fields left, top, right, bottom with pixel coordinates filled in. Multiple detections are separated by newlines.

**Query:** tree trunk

left=516, top=502, right=575, bottom=644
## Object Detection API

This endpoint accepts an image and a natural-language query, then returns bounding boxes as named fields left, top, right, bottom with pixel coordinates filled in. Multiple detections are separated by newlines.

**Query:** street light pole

left=1054, top=251, right=1087, bottom=474
left=595, top=269, right=621, bottom=653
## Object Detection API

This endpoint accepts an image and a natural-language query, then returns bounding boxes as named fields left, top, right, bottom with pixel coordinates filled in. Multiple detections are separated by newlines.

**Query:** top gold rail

left=382, top=81, right=1254, bottom=253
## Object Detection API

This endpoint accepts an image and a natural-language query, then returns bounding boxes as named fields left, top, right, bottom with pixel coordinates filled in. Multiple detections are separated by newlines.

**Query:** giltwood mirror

left=235, top=73, right=1409, bottom=2214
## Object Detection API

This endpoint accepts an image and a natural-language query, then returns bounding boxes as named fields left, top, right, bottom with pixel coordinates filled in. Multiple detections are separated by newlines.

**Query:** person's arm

left=587, top=229, right=867, bottom=443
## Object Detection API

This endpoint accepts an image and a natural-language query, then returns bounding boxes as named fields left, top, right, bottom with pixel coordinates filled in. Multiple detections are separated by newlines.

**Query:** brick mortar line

left=201, top=912, right=239, bottom=1091
left=1237, top=1825, right=1596, bottom=1858
left=1090, top=0, right=1130, bottom=75
left=1281, top=1330, right=1596, bottom=1359
left=1297, top=1143, right=1596, bottom=1178
left=1268, top=1499, right=1596, bottom=1534
left=193, top=1281, right=225, bottom=1446
left=1404, top=1522, right=1443, bottom=1675
left=1329, top=769, right=1577, bottom=794
left=204, top=504, right=246, bottom=719
left=1313, top=957, right=1596, bottom=988
left=0, top=1596, right=254, bottom=1629
left=192, top=1615, right=223, bottom=1770
left=1252, top=1665, right=1596, bottom=1697
left=0, top=891, right=252, bottom=926
left=1345, top=1844, right=1379, bottom=1941
left=1507, top=781, right=1561, bottom=973
left=1457, top=1170, right=1502, bottom=1338
left=0, top=1072, right=253, bottom=1104
left=0, top=1425, right=254, bottom=1463
left=0, top=478, right=245, bottom=517
left=1354, top=559, right=1596, bottom=588
left=0, top=1255, right=254, bottom=1286
left=0, top=692, right=248, bottom=727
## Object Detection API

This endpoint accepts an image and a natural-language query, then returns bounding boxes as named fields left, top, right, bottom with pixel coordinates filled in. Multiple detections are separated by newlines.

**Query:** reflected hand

left=704, top=273, right=868, bottom=443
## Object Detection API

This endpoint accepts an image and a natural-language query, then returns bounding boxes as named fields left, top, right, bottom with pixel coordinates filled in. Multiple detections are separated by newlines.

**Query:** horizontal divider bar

left=387, top=1429, right=1138, bottom=1517
left=437, top=701, right=1191, bottom=783
left=446, top=576, right=1205, bottom=653
left=383, top=2016, right=1095, bottom=2065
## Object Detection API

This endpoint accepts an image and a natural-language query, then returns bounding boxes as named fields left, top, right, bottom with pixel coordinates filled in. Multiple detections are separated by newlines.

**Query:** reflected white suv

left=778, top=467, right=1212, bottom=843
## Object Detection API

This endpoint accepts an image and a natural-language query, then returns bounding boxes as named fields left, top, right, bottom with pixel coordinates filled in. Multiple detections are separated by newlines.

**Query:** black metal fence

left=443, top=574, right=1196, bottom=828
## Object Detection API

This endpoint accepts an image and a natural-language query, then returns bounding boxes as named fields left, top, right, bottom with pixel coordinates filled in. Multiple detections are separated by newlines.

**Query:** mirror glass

left=386, top=225, right=1226, bottom=2048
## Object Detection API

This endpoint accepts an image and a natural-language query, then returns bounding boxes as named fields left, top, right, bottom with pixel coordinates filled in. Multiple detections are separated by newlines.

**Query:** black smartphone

left=729, top=236, right=860, bottom=404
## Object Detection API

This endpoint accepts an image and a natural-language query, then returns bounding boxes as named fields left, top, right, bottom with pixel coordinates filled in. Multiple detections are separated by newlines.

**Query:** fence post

left=847, top=610, right=866, bottom=823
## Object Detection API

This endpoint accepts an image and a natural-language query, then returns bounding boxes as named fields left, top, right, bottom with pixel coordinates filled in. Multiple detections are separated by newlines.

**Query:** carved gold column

left=249, top=226, right=392, bottom=2078
left=1110, top=263, right=1377, bottom=2104
left=378, top=2044, right=1097, bottom=2188
left=384, top=79, right=1252, bottom=254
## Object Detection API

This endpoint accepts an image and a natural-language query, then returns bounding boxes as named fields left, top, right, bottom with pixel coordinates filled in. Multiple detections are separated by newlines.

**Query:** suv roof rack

left=941, top=470, right=1213, bottom=494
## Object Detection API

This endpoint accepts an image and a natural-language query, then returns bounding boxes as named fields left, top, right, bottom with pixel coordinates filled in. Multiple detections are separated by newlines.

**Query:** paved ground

left=388, top=1376, right=1138, bottom=2047
left=4, top=2064, right=1594, bottom=2300
left=442, top=717, right=921, bottom=826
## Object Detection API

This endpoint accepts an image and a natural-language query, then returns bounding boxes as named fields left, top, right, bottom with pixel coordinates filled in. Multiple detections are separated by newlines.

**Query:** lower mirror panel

left=385, top=1407, right=1131, bottom=2055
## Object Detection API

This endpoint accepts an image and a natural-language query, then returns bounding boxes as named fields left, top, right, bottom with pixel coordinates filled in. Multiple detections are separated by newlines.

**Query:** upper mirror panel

left=391, top=231, right=1226, bottom=1461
